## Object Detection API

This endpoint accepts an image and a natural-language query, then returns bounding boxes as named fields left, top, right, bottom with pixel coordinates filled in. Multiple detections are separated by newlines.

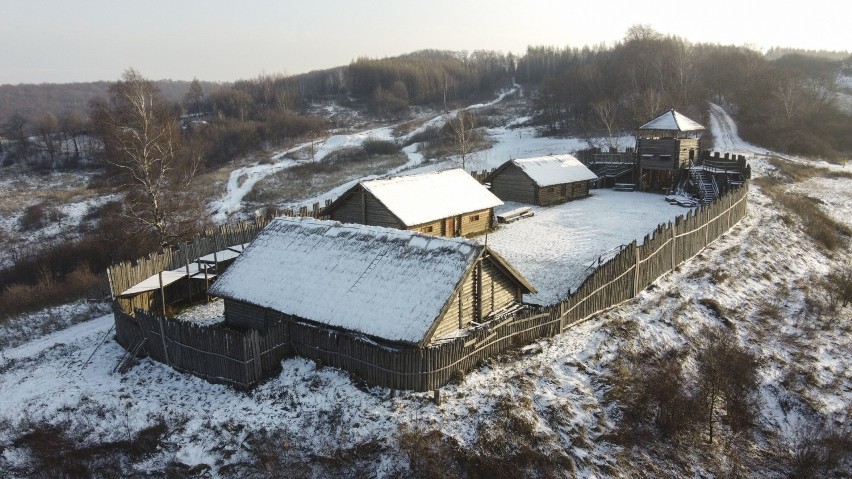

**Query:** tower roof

left=638, top=109, right=704, bottom=132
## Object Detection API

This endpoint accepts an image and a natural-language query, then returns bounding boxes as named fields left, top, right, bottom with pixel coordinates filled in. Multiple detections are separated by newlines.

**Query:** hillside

left=0, top=95, right=849, bottom=478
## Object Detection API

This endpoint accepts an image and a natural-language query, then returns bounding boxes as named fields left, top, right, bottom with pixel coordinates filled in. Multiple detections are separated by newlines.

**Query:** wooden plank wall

left=110, top=180, right=749, bottom=392
left=107, top=202, right=333, bottom=298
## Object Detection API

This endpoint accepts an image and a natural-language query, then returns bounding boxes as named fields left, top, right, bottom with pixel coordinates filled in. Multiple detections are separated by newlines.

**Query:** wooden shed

left=485, top=155, right=598, bottom=206
left=323, top=168, right=503, bottom=237
left=636, top=109, right=705, bottom=192
left=207, top=217, right=536, bottom=348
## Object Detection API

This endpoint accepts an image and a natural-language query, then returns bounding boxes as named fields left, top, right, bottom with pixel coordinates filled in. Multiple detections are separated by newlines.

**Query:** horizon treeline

left=1, top=32, right=851, bottom=171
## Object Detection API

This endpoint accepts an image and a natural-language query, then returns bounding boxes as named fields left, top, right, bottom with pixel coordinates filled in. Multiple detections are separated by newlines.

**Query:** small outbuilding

left=485, top=154, right=598, bottom=206
left=208, top=217, right=535, bottom=348
left=324, top=168, right=503, bottom=237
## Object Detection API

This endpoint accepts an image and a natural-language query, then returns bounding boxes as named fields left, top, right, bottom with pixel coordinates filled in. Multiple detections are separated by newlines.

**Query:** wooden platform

left=497, top=207, right=534, bottom=224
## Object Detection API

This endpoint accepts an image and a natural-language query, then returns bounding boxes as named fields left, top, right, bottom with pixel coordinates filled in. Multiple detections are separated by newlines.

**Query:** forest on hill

left=2, top=28, right=850, bottom=175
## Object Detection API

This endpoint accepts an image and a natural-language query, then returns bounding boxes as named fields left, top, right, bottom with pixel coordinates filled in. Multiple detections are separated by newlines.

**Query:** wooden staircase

left=690, top=168, right=719, bottom=204
left=591, top=163, right=634, bottom=180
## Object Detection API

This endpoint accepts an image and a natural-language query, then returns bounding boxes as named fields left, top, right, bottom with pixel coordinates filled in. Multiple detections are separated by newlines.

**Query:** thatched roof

left=209, top=217, right=533, bottom=345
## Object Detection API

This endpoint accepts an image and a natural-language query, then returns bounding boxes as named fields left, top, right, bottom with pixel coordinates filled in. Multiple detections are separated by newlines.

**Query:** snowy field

left=1, top=103, right=850, bottom=476
left=482, top=190, right=685, bottom=304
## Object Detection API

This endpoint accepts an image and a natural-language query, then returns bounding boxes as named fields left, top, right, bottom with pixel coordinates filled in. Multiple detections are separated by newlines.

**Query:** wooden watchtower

left=635, top=109, right=704, bottom=192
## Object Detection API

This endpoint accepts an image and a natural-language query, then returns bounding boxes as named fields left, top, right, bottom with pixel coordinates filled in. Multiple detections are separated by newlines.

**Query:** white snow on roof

left=118, top=271, right=186, bottom=297
left=638, top=109, right=704, bottom=131
left=511, top=154, right=598, bottom=187
left=361, top=169, right=503, bottom=226
left=208, top=217, right=483, bottom=344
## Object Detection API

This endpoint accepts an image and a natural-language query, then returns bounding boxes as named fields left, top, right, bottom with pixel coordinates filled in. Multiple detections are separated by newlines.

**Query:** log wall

left=111, top=176, right=750, bottom=393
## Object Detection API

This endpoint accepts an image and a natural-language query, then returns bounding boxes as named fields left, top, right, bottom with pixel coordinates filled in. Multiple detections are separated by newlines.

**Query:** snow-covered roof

left=638, top=109, right=704, bottom=132
left=508, top=154, right=598, bottom=187
left=360, top=169, right=503, bottom=226
left=208, top=217, right=485, bottom=344
left=118, top=271, right=186, bottom=297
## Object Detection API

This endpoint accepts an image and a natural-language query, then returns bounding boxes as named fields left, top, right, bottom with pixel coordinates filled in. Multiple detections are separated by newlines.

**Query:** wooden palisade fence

left=111, top=182, right=749, bottom=391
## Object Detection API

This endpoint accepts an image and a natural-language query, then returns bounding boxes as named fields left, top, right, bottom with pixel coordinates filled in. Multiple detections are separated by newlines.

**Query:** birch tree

left=90, top=69, right=203, bottom=249
left=447, top=110, right=479, bottom=170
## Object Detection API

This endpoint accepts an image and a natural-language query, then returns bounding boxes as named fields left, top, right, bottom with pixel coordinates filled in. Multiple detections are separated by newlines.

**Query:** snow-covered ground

left=482, top=191, right=685, bottom=304
left=0, top=170, right=118, bottom=269
left=210, top=86, right=634, bottom=220
left=1, top=104, right=849, bottom=477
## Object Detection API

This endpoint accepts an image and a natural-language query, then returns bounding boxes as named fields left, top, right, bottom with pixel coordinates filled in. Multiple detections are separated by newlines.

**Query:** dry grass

left=0, top=266, right=106, bottom=321
left=755, top=176, right=851, bottom=251
left=0, top=171, right=100, bottom=217
left=247, top=150, right=407, bottom=205
left=767, top=156, right=852, bottom=183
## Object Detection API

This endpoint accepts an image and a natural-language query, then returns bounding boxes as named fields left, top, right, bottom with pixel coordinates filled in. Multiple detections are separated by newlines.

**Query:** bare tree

left=183, top=78, right=206, bottom=116
left=36, top=112, right=60, bottom=168
left=59, top=112, right=86, bottom=167
left=3, top=113, right=30, bottom=164
left=694, top=327, right=760, bottom=445
left=447, top=109, right=479, bottom=170
left=592, top=99, right=621, bottom=150
left=774, top=79, right=801, bottom=121
left=89, top=68, right=203, bottom=249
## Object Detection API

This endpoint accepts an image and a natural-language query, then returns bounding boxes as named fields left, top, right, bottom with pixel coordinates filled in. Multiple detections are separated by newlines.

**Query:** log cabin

left=207, top=217, right=536, bottom=348
left=323, top=168, right=503, bottom=237
left=485, top=155, right=598, bottom=206
left=636, top=109, right=705, bottom=192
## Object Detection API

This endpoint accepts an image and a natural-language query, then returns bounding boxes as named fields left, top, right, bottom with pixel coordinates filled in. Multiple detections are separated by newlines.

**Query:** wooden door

left=446, top=217, right=455, bottom=237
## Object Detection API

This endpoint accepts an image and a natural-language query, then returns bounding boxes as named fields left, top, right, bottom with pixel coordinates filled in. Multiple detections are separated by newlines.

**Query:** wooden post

left=633, top=243, right=641, bottom=296
left=433, top=388, right=441, bottom=405
left=159, top=271, right=167, bottom=318
left=704, top=208, right=709, bottom=245
left=671, top=224, right=676, bottom=270
left=106, top=267, right=115, bottom=300
left=202, top=260, right=209, bottom=302
left=157, top=315, right=171, bottom=366
left=184, top=249, right=192, bottom=301
left=476, top=259, right=483, bottom=322
left=251, top=330, right=263, bottom=384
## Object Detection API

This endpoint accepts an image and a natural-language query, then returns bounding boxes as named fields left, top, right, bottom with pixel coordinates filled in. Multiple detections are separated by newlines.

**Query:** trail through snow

left=210, top=87, right=521, bottom=222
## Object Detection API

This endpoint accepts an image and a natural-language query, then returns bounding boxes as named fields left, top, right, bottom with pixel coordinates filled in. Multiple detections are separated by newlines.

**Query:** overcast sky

left=1, top=0, right=848, bottom=85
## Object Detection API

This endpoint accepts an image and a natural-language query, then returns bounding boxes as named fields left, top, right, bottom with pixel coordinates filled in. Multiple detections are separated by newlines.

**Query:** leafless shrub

left=16, top=203, right=64, bottom=231
left=609, top=350, right=696, bottom=444
left=0, top=264, right=105, bottom=321
left=6, top=415, right=167, bottom=478
left=463, top=394, right=572, bottom=478
left=694, top=327, right=760, bottom=444
left=787, top=423, right=852, bottom=478
left=821, top=266, right=852, bottom=311
left=238, top=429, right=309, bottom=478
left=397, top=426, right=467, bottom=478
left=362, top=138, right=400, bottom=156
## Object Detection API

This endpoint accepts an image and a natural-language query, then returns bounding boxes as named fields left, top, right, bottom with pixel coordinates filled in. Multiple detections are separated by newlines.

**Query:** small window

left=660, top=155, right=672, bottom=162
left=422, top=225, right=433, bottom=233
left=469, top=214, right=480, bottom=222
